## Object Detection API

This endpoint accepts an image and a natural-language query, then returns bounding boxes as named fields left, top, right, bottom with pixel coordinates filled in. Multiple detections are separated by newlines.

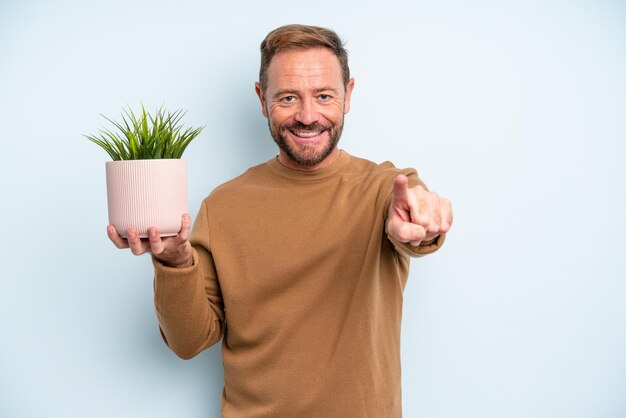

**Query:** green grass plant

left=84, top=104, right=204, bottom=160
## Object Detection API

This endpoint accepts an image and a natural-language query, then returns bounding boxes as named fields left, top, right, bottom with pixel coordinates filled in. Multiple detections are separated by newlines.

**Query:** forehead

left=266, top=47, right=343, bottom=92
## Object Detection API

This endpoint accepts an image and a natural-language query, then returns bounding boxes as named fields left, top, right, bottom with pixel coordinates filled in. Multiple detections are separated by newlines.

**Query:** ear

left=255, top=82, right=268, bottom=118
left=343, top=78, right=355, bottom=114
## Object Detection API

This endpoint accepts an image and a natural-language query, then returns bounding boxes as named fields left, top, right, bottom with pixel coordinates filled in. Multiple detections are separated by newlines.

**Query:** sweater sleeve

left=152, top=200, right=225, bottom=359
left=386, top=232, right=446, bottom=258
left=382, top=166, right=447, bottom=258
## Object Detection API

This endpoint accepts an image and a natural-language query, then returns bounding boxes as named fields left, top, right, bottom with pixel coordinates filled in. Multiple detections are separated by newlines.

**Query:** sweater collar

left=266, top=150, right=351, bottom=182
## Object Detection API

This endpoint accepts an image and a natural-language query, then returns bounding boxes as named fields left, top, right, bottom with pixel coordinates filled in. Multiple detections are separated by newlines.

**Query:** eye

left=319, top=94, right=331, bottom=102
left=281, top=95, right=296, bottom=104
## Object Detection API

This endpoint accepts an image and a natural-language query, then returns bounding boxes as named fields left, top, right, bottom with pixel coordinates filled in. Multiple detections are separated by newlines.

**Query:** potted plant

left=85, top=104, right=203, bottom=238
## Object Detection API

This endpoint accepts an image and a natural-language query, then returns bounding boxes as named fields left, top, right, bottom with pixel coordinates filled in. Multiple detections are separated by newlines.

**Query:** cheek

left=324, top=101, right=346, bottom=119
left=268, top=108, right=294, bottom=128
left=319, top=110, right=343, bottom=125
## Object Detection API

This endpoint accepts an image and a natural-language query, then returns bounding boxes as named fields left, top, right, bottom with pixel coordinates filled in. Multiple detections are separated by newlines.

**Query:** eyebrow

left=272, top=87, right=340, bottom=99
left=272, top=89, right=298, bottom=99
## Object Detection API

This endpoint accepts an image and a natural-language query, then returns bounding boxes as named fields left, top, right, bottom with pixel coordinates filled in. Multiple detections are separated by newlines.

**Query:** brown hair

left=258, top=24, right=350, bottom=93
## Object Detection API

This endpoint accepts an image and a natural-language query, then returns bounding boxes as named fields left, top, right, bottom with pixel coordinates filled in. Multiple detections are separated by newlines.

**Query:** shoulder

left=344, top=152, right=418, bottom=185
left=200, top=160, right=279, bottom=211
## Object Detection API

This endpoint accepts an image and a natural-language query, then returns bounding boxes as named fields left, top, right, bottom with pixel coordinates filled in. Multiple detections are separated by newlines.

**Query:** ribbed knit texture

left=153, top=151, right=444, bottom=417
left=106, top=159, right=187, bottom=238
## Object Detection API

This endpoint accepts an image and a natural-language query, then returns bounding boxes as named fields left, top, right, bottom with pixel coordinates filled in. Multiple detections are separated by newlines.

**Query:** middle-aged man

left=109, top=24, right=453, bottom=417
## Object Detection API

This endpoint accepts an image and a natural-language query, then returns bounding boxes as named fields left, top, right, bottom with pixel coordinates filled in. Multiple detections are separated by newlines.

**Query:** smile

left=290, top=130, right=324, bottom=138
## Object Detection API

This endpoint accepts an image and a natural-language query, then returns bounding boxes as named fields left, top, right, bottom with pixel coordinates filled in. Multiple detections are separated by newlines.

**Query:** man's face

left=256, top=47, right=355, bottom=170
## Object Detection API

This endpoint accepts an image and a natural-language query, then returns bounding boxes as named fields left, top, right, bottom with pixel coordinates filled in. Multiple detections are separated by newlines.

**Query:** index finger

left=391, top=175, right=410, bottom=207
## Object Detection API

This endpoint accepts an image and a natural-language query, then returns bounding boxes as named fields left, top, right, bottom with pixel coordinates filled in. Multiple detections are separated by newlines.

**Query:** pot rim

left=105, top=158, right=187, bottom=165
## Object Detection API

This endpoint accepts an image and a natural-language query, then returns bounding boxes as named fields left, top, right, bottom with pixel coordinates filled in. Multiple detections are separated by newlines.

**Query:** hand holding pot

left=107, top=214, right=193, bottom=268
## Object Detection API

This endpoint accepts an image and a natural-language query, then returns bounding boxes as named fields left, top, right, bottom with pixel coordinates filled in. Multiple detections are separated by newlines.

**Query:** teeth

left=292, top=130, right=321, bottom=138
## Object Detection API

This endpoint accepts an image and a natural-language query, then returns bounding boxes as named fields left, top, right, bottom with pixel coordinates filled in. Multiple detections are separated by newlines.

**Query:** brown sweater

left=153, top=151, right=445, bottom=417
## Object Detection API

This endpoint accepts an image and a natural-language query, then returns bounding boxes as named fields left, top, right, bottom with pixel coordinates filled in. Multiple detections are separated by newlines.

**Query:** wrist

left=154, top=244, right=193, bottom=268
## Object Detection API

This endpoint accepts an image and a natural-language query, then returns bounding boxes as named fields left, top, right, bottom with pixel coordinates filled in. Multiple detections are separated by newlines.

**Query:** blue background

left=1, top=1, right=625, bottom=417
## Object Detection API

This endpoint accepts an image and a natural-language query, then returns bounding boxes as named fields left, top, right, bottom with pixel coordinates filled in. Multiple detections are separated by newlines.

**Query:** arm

left=107, top=206, right=225, bottom=359
left=152, top=201, right=225, bottom=359
left=152, top=247, right=224, bottom=359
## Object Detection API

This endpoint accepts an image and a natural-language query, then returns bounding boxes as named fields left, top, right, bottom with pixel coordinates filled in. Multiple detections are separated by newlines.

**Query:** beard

left=268, top=117, right=344, bottom=167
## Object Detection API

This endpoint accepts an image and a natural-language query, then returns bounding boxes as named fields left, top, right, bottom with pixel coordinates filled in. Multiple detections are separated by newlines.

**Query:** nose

left=294, top=98, right=319, bottom=126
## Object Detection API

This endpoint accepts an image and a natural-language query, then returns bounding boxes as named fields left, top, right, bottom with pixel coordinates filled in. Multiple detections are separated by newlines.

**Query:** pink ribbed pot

left=106, top=159, right=188, bottom=239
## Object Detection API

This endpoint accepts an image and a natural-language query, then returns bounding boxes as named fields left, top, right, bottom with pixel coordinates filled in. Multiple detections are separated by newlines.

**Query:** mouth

left=289, top=129, right=324, bottom=139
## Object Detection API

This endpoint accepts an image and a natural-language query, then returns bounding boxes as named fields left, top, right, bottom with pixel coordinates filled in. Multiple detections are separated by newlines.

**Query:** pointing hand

left=386, top=175, right=453, bottom=246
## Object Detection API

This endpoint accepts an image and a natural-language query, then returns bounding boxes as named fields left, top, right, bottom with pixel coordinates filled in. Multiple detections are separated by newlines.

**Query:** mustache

left=284, top=121, right=332, bottom=131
